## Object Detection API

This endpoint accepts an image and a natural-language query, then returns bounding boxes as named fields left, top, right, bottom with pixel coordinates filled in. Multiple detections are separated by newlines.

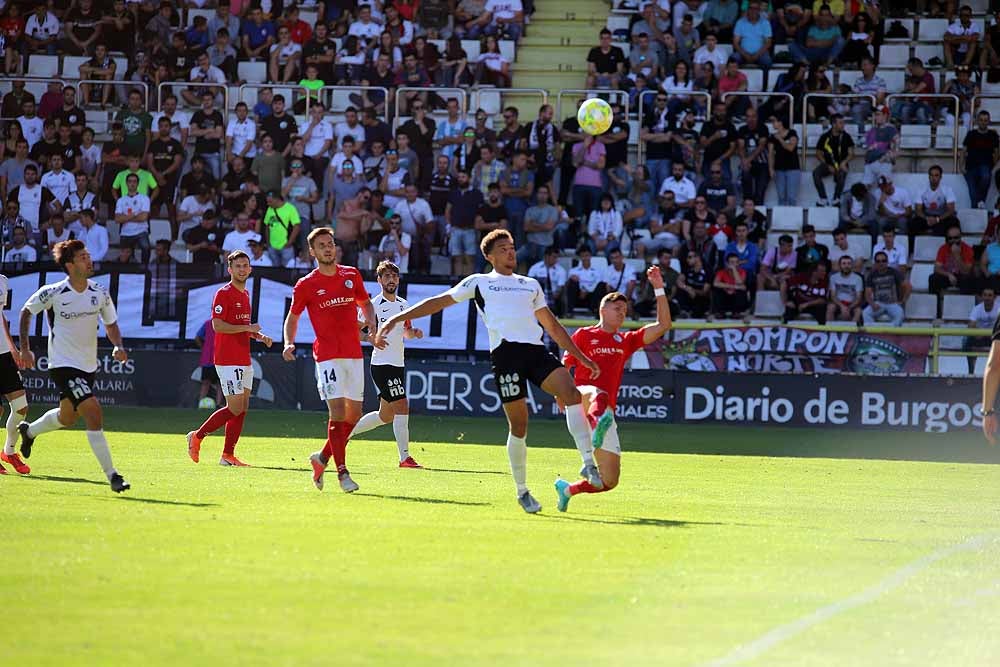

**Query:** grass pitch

left=5, top=408, right=1000, bottom=666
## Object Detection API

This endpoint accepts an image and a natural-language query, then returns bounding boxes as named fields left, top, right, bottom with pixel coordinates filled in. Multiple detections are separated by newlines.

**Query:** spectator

left=242, top=6, right=276, bottom=61
left=828, top=255, right=864, bottom=323
left=566, top=246, right=603, bottom=314
left=757, top=233, right=797, bottom=291
left=661, top=61, right=695, bottom=116
left=718, top=58, right=749, bottom=117
left=303, top=22, right=336, bottom=87
left=913, top=164, right=959, bottom=239
left=768, top=114, right=800, bottom=206
left=190, top=91, right=225, bottom=181
left=944, top=5, right=980, bottom=68
left=74, top=209, right=109, bottom=263
left=674, top=14, right=701, bottom=64
left=674, top=248, right=712, bottom=317
left=942, top=64, right=978, bottom=127
left=259, top=94, right=298, bottom=155
left=417, top=0, right=451, bottom=38
left=862, top=105, right=898, bottom=186
left=225, top=102, right=258, bottom=166
left=42, top=212, right=72, bottom=259
left=151, top=95, right=191, bottom=147
left=872, top=225, right=909, bottom=271
left=586, top=29, right=626, bottom=89
left=699, top=105, right=737, bottom=181
left=475, top=182, right=509, bottom=266
left=481, top=0, right=524, bottom=42
left=208, top=2, right=241, bottom=45
left=518, top=184, right=559, bottom=267
left=829, top=227, right=864, bottom=273
left=24, top=5, right=59, bottom=56
left=588, top=193, right=624, bottom=257
left=527, top=246, right=567, bottom=315
left=966, top=286, right=1000, bottom=372
left=40, top=154, right=75, bottom=205
left=686, top=196, right=717, bottom=243
left=851, top=57, right=889, bottom=127
left=472, top=144, right=506, bottom=198
left=63, top=0, right=102, bottom=56
left=679, top=218, right=720, bottom=275
left=4, top=226, right=36, bottom=263
left=734, top=197, right=768, bottom=246
left=660, top=161, right=697, bottom=209
left=893, top=58, right=936, bottom=125
left=641, top=93, right=673, bottom=192
left=0, top=139, right=35, bottom=197
left=571, top=133, right=606, bottom=221
left=378, top=214, right=412, bottom=274
left=282, top=159, right=319, bottom=235
left=813, top=114, right=854, bottom=207
left=701, top=0, right=739, bottom=43
left=184, top=209, right=225, bottom=264
left=269, top=24, right=302, bottom=83
left=600, top=249, right=636, bottom=303
left=795, top=223, right=830, bottom=272
left=875, top=176, right=915, bottom=246
left=713, top=252, right=750, bottom=318
left=771, top=0, right=808, bottom=46
left=930, top=224, right=978, bottom=295
left=789, top=5, right=844, bottom=65
left=839, top=12, right=875, bottom=67
left=963, top=110, right=999, bottom=209
left=260, top=190, right=300, bottom=267
left=333, top=188, right=372, bottom=267
left=114, top=172, right=151, bottom=264
left=64, top=173, right=96, bottom=228
left=396, top=184, right=434, bottom=274
left=500, top=151, right=533, bottom=243
left=435, top=98, right=468, bottom=167
left=782, top=261, right=829, bottom=324
left=698, top=160, right=737, bottom=217
left=497, top=107, right=525, bottom=163
left=223, top=215, right=259, bottom=254
left=737, top=107, right=770, bottom=206
left=732, top=1, right=772, bottom=71
left=251, top=134, right=285, bottom=194
left=6, top=165, right=54, bottom=233
left=631, top=33, right=664, bottom=85
left=0, top=200, right=30, bottom=249
left=863, top=251, right=907, bottom=326
left=724, top=220, right=760, bottom=283
left=840, top=182, right=878, bottom=240
left=981, top=232, right=1000, bottom=290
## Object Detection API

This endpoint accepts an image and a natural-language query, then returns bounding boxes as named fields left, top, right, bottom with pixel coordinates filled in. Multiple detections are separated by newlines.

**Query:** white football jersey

left=371, top=293, right=409, bottom=367
left=0, top=274, right=11, bottom=355
left=24, top=278, right=118, bottom=373
left=446, top=271, right=546, bottom=351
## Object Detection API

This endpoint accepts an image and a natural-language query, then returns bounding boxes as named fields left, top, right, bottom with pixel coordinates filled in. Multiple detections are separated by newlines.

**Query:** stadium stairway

left=513, top=0, right=609, bottom=100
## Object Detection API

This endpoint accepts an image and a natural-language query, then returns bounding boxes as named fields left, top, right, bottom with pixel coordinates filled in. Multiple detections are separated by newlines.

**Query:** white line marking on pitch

left=701, top=533, right=998, bottom=666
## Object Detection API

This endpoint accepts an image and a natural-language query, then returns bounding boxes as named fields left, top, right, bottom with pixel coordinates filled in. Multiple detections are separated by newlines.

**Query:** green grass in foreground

left=3, top=408, right=1000, bottom=667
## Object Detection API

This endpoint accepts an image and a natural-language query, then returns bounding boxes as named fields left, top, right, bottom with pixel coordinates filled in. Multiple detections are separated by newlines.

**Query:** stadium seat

left=106, top=221, right=120, bottom=245
left=909, top=263, right=934, bottom=292
left=900, top=124, right=932, bottom=150
left=804, top=123, right=825, bottom=150
left=918, top=19, right=950, bottom=42
left=85, top=109, right=111, bottom=132
left=300, top=9, right=319, bottom=25
left=625, top=258, right=645, bottom=276
left=942, top=294, right=975, bottom=321
left=238, top=61, right=267, bottom=84
left=905, top=293, right=937, bottom=319
left=461, top=40, right=482, bottom=60
left=30, top=55, right=60, bottom=78
left=606, top=15, right=630, bottom=32
left=975, top=356, right=988, bottom=376
left=150, top=219, right=173, bottom=243
left=837, top=70, right=861, bottom=90
left=629, top=351, right=650, bottom=370
left=884, top=19, right=914, bottom=42
left=770, top=206, right=803, bottom=232
left=741, top=69, right=764, bottom=92
left=113, top=57, right=129, bottom=80
left=958, top=208, right=988, bottom=235
left=879, top=44, right=909, bottom=68
left=807, top=207, right=838, bottom=231
left=499, top=41, right=516, bottom=62
left=60, top=55, right=90, bottom=79
left=753, top=290, right=784, bottom=318
left=474, top=89, right=503, bottom=115
left=913, top=235, right=941, bottom=262
left=590, top=257, right=609, bottom=272
left=847, top=235, right=872, bottom=260
left=881, top=69, right=906, bottom=93
left=935, top=126, right=957, bottom=150
left=938, top=355, right=970, bottom=376
left=914, top=43, right=943, bottom=66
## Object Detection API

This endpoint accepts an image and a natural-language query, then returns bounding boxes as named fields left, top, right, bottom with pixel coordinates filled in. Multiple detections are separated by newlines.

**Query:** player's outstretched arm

left=536, top=306, right=600, bottom=379
left=378, top=294, right=457, bottom=345
left=642, top=266, right=674, bottom=345
left=105, top=322, right=128, bottom=362
left=282, top=311, right=300, bottom=361
left=983, top=340, right=1000, bottom=445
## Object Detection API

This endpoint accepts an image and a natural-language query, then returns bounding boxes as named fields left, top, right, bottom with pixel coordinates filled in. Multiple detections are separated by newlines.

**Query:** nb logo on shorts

left=387, top=377, right=404, bottom=397
left=68, top=377, right=91, bottom=400
left=498, top=373, right=521, bottom=399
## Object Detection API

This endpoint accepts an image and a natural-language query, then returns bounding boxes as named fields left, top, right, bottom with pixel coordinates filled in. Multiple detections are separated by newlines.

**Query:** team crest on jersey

left=91, top=296, right=99, bottom=306
left=317, top=289, right=326, bottom=295
left=613, top=334, right=622, bottom=342
left=590, top=339, right=599, bottom=345
left=345, top=279, right=354, bottom=289
left=518, top=278, right=525, bottom=284
left=214, top=305, right=223, bottom=314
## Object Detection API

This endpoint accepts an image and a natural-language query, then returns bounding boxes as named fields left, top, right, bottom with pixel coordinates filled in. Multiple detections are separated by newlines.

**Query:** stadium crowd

left=1, top=0, right=1000, bottom=328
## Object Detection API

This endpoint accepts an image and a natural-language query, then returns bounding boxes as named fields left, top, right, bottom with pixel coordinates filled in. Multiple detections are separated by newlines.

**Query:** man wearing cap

left=863, top=105, right=898, bottom=186
left=261, top=190, right=301, bottom=267
left=223, top=214, right=260, bottom=254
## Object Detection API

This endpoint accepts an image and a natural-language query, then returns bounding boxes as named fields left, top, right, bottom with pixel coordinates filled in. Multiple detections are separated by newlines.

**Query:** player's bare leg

left=501, top=399, right=541, bottom=513
left=311, top=397, right=363, bottom=492
left=541, top=367, right=603, bottom=490
left=350, top=398, right=420, bottom=467
left=187, top=388, right=249, bottom=465
left=577, top=384, right=614, bottom=448
left=1, top=390, right=30, bottom=474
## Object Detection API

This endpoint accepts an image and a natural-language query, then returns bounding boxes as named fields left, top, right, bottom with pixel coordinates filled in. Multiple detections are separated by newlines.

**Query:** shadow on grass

left=23, top=474, right=107, bottom=486
left=253, top=465, right=309, bottom=472
left=421, top=467, right=508, bottom=476
left=354, top=492, right=489, bottom=507
left=542, top=514, right=760, bottom=529
left=107, top=496, right=218, bottom=508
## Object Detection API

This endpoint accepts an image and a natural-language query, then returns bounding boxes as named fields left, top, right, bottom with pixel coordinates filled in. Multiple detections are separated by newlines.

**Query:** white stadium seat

left=846, top=235, right=872, bottom=262
left=741, top=69, right=764, bottom=92
left=837, top=70, right=861, bottom=90
left=913, top=235, right=941, bottom=262
left=238, top=61, right=267, bottom=84
left=884, top=19, right=914, bottom=42
left=905, top=293, right=937, bottom=320
left=770, top=206, right=804, bottom=232
left=881, top=70, right=906, bottom=94
left=919, top=19, right=950, bottom=42
left=938, top=355, right=970, bottom=376
left=807, top=207, right=838, bottom=231
left=942, top=294, right=975, bottom=321
left=754, top=291, right=784, bottom=318
left=958, top=208, right=988, bottom=235
left=879, top=44, right=910, bottom=68
left=914, top=44, right=943, bottom=66
left=909, top=263, right=934, bottom=292
left=29, top=55, right=60, bottom=78
left=150, top=219, right=173, bottom=243
left=900, top=124, right=932, bottom=150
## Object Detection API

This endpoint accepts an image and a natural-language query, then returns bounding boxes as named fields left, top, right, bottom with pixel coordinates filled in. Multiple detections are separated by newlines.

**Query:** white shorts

left=315, top=358, right=365, bottom=402
left=578, top=384, right=621, bottom=456
left=216, top=365, right=254, bottom=397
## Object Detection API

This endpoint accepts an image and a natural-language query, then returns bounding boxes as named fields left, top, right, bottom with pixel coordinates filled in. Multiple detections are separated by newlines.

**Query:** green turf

left=5, top=408, right=1000, bottom=666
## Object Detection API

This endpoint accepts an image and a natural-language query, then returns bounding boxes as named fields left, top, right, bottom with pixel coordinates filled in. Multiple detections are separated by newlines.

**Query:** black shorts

left=0, top=352, right=23, bottom=395
left=201, top=366, right=219, bottom=384
left=50, top=367, right=96, bottom=409
left=371, top=364, right=406, bottom=403
left=490, top=341, right=563, bottom=404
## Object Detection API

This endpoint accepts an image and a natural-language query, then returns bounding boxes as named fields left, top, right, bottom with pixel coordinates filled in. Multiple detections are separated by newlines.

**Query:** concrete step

left=516, top=45, right=593, bottom=68
left=511, top=70, right=584, bottom=92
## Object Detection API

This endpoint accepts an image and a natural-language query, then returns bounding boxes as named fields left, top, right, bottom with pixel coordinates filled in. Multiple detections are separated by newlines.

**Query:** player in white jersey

left=377, top=229, right=603, bottom=514
left=0, top=275, right=31, bottom=475
left=349, top=261, right=424, bottom=468
left=16, top=240, right=131, bottom=493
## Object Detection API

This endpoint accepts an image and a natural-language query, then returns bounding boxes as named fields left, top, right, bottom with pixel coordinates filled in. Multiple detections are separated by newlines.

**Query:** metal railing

left=393, top=87, right=469, bottom=130
left=555, top=89, right=629, bottom=124
left=637, top=91, right=712, bottom=164
left=237, top=83, right=392, bottom=123
left=158, top=81, right=229, bottom=118
left=468, top=87, right=549, bottom=120
left=885, top=93, right=961, bottom=171
left=0, top=78, right=69, bottom=121
left=800, top=93, right=876, bottom=164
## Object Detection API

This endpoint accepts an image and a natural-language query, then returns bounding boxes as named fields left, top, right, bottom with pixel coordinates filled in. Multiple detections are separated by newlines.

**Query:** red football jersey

left=565, top=325, right=646, bottom=408
left=212, top=284, right=252, bottom=366
left=290, top=266, right=370, bottom=362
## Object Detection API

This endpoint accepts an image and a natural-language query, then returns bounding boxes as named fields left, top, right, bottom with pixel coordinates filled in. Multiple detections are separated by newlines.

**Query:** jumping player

left=186, top=250, right=273, bottom=466
left=377, top=230, right=603, bottom=514
left=16, top=240, right=131, bottom=493
left=282, top=227, right=381, bottom=492
left=349, top=261, right=424, bottom=468
left=0, top=274, right=30, bottom=475
left=555, top=265, right=672, bottom=511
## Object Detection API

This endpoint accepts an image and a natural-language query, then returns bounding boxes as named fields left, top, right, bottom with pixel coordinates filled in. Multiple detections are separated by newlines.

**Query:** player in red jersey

left=555, top=265, right=672, bottom=511
left=186, top=251, right=273, bottom=466
left=282, top=227, right=381, bottom=493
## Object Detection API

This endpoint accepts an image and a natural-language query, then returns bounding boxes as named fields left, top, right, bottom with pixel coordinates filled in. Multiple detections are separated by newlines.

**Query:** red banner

left=643, top=326, right=932, bottom=375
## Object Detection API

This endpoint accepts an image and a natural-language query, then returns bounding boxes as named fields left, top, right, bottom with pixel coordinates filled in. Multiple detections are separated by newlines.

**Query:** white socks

left=506, top=432, right=528, bottom=495
left=86, top=430, right=117, bottom=479
left=3, top=409, right=17, bottom=455
left=350, top=410, right=390, bottom=438
left=565, top=402, right=595, bottom=466
left=392, top=414, right=410, bottom=461
left=28, top=408, right=64, bottom=439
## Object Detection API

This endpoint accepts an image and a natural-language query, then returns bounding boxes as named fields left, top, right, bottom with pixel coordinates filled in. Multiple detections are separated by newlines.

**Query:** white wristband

left=653, top=287, right=666, bottom=297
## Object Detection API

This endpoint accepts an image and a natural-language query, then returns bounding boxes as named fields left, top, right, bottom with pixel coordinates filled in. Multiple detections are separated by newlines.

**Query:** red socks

left=320, top=420, right=356, bottom=472
left=568, top=480, right=609, bottom=496
left=196, top=407, right=234, bottom=439
left=223, top=412, right=246, bottom=455
left=321, top=420, right=338, bottom=461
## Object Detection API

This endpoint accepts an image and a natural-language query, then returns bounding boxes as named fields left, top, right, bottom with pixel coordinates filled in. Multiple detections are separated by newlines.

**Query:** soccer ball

left=578, top=98, right=614, bottom=136
left=198, top=397, right=216, bottom=409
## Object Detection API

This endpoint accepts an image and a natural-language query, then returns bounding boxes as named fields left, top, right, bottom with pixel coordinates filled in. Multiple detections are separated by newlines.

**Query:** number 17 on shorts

left=315, top=358, right=365, bottom=402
